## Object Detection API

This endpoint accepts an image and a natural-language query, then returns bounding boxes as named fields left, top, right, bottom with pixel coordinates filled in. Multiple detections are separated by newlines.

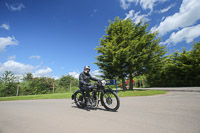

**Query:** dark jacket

left=79, top=72, right=98, bottom=88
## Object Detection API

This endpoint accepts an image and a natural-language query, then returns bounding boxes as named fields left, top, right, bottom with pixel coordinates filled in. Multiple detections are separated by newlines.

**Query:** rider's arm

left=90, top=75, right=99, bottom=82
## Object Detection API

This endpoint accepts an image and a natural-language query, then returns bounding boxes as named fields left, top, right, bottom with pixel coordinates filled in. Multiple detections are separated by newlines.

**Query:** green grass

left=0, top=90, right=166, bottom=101
left=0, top=93, right=73, bottom=101
left=117, top=90, right=166, bottom=97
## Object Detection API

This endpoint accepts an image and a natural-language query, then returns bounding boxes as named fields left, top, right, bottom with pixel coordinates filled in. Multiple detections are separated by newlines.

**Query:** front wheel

left=101, top=90, right=120, bottom=111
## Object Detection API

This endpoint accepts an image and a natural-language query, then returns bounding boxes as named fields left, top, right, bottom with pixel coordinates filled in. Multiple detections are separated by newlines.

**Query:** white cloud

left=160, top=24, right=200, bottom=45
left=0, top=60, right=34, bottom=75
left=0, top=24, right=10, bottom=30
left=151, top=0, right=200, bottom=36
left=68, top=71, right=80, bottom=79
left=0, top=36, right=18, bottom=52
left=91, top=70, right=102, bottom=76
left=120, top=0, right=167, bottom=12
left=159, top=3, right=176, bottom=13
left=34, top=67, right=52, bottom=77
left=30, top=55, right=41, bottom=59
left=52, top=76, right=59, bottom=80
left=124, top=10, right=149, bottom=23
left=0, top=60, right=54, bottom=79
left=91, top=9, right=97, bottom=17
left=8, top=56, right=16, bottom=60
left=120, top=0, right=131, bottom=10
left=6, top=3, right=25, bottom=11
left=68, top=70, right=102, bottom=79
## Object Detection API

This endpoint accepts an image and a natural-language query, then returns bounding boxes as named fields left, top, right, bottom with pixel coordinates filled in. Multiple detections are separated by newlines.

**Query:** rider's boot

left=90, top=101, right=95, bottom=107
left=86, top=97, right=92, bottom=107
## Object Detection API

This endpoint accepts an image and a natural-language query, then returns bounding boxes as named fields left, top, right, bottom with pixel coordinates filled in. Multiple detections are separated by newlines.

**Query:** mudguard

left=104, top=88, right=114, bottom=93
left=71, top=90, right=82, bottom=100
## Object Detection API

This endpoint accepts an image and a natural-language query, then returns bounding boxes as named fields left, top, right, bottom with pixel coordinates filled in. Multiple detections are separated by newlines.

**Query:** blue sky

left=0, top=0, right=200, bottom=80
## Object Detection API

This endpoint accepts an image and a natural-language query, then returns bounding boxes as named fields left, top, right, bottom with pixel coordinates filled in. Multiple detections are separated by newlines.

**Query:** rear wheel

left=101, top=91, right=120, bottom=111
left=74, top=92, right=86, bottom=108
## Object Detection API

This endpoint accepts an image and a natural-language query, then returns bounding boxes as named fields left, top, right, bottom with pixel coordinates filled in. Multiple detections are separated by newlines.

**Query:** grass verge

left=0, top=90, right=166, bottom=101
left=117, top=90, right=166, bottom=97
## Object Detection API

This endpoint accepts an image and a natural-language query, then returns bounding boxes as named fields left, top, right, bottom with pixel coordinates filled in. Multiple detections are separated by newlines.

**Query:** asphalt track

left=0, top=91, right=200, bottom=133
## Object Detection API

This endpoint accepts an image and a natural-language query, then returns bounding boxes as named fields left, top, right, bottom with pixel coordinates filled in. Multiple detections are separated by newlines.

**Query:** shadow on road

left=71, top=105, right=118, bottom=112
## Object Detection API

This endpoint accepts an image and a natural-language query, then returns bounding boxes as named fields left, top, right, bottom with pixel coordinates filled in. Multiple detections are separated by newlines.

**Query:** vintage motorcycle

left=72, top=80, right=120, bottom=111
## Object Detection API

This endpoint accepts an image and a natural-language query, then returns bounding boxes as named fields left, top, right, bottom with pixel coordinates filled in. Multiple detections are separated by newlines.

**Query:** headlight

left=101, top=80, right=107, bottom=86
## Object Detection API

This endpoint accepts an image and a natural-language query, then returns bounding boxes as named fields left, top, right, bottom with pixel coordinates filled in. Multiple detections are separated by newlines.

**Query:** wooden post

left=16, top=83, right=20, bottom=96
left=53, top=82, right=55, bottom=93
left=70, top=81, right=72, bottom=92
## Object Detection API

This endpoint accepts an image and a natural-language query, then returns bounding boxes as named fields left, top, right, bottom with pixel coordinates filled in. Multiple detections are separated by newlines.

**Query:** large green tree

left=0, top=71, right=18, bottom=97
left=23, top=73, right=33, bottom=81
left=189, top=42, right=200, bottom=86
left=59, top=75, right=78, bottom=91
left=95, top=17, right=166, bottom=89
left=148, top=41, right=200, bottom=87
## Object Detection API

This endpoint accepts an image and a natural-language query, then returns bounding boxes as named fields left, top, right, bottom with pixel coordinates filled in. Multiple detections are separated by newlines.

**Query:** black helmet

left=84, top=65, right=90, bottom=74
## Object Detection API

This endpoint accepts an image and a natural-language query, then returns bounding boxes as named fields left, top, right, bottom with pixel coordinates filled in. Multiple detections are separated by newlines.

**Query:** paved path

left=133, top=87, right=200, bottom=92
left=0, top=91, right=200, bottom=133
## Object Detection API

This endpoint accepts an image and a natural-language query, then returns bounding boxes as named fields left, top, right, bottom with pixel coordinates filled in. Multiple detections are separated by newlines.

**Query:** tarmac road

left=0, top=91, right=200, bottom=133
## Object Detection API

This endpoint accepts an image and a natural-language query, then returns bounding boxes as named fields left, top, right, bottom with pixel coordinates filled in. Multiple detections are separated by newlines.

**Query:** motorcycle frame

left=72, top=84, right=114, bottom=107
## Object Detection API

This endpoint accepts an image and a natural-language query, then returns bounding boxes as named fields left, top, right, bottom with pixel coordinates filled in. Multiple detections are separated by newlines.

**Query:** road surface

left=0, top=91, right=200, bottom=133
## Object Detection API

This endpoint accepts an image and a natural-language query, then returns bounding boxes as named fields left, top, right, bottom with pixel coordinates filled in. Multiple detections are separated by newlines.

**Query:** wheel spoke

left=103, top=92, right=118, bottom=110
left=75, top=92, right=85, bottom=108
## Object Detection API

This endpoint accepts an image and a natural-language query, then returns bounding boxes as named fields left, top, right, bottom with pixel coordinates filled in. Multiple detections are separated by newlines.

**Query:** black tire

left=101, top=90, right=120, bottom=111
left=74, top=92, right=86, bottom=108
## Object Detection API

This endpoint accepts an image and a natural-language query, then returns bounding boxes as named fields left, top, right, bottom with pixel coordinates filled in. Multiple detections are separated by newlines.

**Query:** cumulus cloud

left=120, top=0, right=167, bottom=12
left=159, top=3, right=176, bottom=13
left=0, top=36, right=18, bottom=52
left=68, top=71, right=80, bottom=79
left=0, top=60, right=34, bottom=75
left=0, top=24, right=10, bottom=30
left=68, top=70, right=102, bottom=79
left=30, top=55, right=41, bottom=59
left=8, top=56, right=16, bottom=60
left=6, top=3, right=25, bottom=11
left=51, top=76, right=59, bottom=80
left=151, top=0, right=200, bottom=36
left=120, top=0, right=131, bottom=10
left=124, top=10, right=149, bottom=23
left=0, top=59, right=54, bottom=79
left=34, top=67, right=52, bottom=77
left=160, top=24, right=200, bottom=45
left=91, top=70, right=103, bottom=77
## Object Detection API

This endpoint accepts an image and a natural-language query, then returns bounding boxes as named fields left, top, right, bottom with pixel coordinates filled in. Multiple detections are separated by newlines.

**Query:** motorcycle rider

left=79, top=65, right=99, bottom=107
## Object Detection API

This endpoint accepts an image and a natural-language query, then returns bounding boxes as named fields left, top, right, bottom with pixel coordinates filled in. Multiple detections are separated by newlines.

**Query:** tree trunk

left=129, top=74, right=133, bottom=90
left=16, top=83, right=20, bottom=96
left=122, top=78, right=127, bottom=90
left=53, top=83, right=55, bottom=93
left=70, top=81, right=72, bottom=92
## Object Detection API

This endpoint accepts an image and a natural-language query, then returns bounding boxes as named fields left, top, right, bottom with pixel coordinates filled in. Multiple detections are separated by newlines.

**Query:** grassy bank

left=0, top=90, right=166, bottom=101
left=117, top=90, right=166, bottom=97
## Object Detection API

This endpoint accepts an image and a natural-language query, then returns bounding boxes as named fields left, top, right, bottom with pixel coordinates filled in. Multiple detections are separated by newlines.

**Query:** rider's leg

left=85, top=88, right=92, bottom=107
left=87, top=86, right=96, bottom=106
left=80, top=86, right=91, bottom=107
